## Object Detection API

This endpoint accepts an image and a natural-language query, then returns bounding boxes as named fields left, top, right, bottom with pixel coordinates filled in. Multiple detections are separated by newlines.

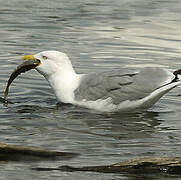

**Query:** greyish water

left=1, top=0, right=181, bottom=179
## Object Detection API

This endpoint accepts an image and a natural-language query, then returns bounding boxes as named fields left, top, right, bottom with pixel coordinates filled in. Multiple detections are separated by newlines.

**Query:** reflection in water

left=1, top=101, right=160, bottom=143
left=60, top=109, right=160, bottom=139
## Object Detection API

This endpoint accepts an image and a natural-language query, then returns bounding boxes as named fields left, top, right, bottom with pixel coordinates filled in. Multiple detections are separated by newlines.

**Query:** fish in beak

left=4, top=55, right=41, bottom=99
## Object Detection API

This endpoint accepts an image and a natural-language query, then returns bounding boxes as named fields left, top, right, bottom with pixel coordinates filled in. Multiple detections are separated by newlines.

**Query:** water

left=0, top=0, right=181, bottom=179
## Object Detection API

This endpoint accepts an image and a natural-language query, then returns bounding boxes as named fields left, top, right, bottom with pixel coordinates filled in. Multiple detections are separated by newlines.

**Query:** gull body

left=23, top=50, right=181, bottom=112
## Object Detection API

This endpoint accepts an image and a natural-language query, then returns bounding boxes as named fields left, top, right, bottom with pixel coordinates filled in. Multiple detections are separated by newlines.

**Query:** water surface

left=1, top=0, right=181, bottom=179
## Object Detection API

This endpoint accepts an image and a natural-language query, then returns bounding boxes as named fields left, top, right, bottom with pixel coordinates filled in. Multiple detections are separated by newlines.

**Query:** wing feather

left=74, top=68, right=175, bottom=104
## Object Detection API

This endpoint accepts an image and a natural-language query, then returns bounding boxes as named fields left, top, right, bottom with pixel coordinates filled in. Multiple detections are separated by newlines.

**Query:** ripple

left=1, top=0, right=181, bottom=179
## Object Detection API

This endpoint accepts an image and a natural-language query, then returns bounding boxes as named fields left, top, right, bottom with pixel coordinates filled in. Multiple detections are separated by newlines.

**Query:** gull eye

left=43, top=55, right=48, bottom=60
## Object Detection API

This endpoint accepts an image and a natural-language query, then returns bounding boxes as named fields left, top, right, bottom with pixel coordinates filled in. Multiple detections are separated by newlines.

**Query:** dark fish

left=4, top=59, right=40, bottom=99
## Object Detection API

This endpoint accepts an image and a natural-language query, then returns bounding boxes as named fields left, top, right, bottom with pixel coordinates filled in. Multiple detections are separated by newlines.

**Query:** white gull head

left=34, top=50, right=82, bottom=104
left=34, top=51, right=73, bottom=77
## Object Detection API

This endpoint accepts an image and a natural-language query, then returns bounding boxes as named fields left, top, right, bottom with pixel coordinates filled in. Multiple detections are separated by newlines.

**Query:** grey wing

left=74, top=68, right=175, bottom=104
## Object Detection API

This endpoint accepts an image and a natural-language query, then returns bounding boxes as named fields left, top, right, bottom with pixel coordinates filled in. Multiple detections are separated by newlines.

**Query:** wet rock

left=0, top=142, right=78, bottom=161
left=34, top=157, right=181, bottom=175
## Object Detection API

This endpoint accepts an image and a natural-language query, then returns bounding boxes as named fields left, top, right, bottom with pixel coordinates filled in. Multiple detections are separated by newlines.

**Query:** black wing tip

left=173, top=69, right=181, bottom=76
left=172, top=69, right=181, bottom=82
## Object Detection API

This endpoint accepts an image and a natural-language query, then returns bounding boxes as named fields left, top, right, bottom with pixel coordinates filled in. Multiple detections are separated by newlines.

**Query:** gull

left=4, top=51, right=181, bottom=112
